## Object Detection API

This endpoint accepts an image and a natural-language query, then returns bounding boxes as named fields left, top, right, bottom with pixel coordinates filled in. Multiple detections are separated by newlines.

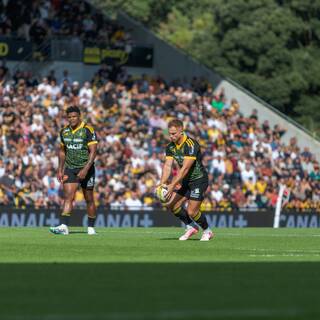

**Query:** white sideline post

left=273, top=184, right=285, bottom=228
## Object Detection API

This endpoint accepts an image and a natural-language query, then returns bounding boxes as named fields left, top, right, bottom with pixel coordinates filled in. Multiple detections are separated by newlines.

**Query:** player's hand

left=165, top=183, right=175, bottom=201
left=57, top=170, right=64, bottom=183
left=77, top=168, right=88, bottom=180
left=155, top=183, right=167, bottom=191
left=154, top=183, right=167, bottom=194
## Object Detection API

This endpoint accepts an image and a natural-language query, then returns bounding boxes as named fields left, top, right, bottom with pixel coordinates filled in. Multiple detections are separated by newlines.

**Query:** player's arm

left=165, top=158, right=195, bottom=200
left=165, top=139, right=197, bottom=199
left=81, top=143, right=97, bottom=173
left=58, top=145, right=66, bottom=182
left=58, top=132, right=66, bottom=182
left=160, top=157, right=174, bottom=185
left=160, top=144, right=175, bottom=186
left=77, top=126, right=98, bottom=180
left=170, top=158, right=195, bottom=187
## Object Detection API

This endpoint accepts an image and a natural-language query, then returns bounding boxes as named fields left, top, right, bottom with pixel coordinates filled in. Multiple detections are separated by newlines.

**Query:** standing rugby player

left=50, top=106, right=98, bottom=235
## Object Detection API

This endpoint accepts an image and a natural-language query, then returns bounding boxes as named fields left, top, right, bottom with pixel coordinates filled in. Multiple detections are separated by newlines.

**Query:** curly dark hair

left=66, top=106, right=81, bottom=114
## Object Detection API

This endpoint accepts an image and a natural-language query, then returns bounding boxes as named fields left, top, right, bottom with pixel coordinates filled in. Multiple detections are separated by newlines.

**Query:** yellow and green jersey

left=60, top=121, right=98, bottom=169
left=165, top=134, right=207, bottom=182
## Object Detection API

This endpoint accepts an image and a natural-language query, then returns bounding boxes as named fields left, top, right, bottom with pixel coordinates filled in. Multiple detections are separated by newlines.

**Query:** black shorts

left=176, top=176, right=208, bottom=201
left=64, top=166, right=95, bottom=190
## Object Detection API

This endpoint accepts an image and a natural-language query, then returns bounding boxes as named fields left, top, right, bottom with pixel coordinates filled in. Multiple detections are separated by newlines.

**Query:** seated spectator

left=241, top=162, right=257, bottom=184
left=0, top=64, right=318, bottom=212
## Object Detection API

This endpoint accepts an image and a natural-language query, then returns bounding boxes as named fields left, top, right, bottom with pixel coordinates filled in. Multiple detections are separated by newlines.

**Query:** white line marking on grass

left=4, top=308, right=303, bottom=320
left=235, top=247, right=320, bottom=257
left=249, top=254, right=320, bottom=257
left=235, top=248, right=320, bottom=254
left=221, top=232, right=320, bottom=238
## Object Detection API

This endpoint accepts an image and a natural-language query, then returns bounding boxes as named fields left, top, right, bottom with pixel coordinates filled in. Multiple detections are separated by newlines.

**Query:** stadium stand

left=0, top=66, right=319, bottom=211
left=0, top=0, right=318, bottom=212
left=0, top=0, right=132, bottom=47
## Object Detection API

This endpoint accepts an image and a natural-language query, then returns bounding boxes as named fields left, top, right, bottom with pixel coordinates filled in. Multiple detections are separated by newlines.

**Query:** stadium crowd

left=0, top=63, right=319, bottom=212
left=0, top=0, right=132, bottom=48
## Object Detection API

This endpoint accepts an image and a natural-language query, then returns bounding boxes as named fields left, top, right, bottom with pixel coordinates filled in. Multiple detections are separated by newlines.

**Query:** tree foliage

left=95, top=0, right=320, bottom=136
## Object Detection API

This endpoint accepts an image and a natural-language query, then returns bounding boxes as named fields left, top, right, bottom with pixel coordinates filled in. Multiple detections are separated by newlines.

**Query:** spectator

left=241, top=162, right=257, bottom=184
left=0, top=65, right=318, bottom=212
left=124, top=191, right=143, bottom=210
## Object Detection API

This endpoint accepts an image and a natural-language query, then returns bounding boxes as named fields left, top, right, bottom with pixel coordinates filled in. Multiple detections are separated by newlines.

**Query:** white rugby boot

left=49, top=224, right=69, bottom=235
left=200, top=229, right=214, bottom=241
left=88, top=227, right=97, bottom=235
left=179, top=225, right=199, bottom=241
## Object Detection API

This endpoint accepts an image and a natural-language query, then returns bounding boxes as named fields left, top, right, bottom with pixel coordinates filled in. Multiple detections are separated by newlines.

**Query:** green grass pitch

left=1, top=227, right=320, bottom=320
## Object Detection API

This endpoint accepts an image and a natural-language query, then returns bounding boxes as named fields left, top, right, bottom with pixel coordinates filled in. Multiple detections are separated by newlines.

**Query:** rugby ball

left=156, top=185, right=168, bottom=203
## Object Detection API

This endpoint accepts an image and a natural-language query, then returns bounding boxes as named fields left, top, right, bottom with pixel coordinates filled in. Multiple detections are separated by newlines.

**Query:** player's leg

left=186, top=200, right=207, bottom=229
left=166, top=191, right=199, bottom=240
left=166, top=192, right=190, bottom=225
left=81, top=166, right=96, bottom=235
left=82, top=188, right=97, bottom=235
left=187, top=200, right=213, bottom=241
left=49, top=181, right=78, bottom=235
left=186, top=179, right=214, bottom=241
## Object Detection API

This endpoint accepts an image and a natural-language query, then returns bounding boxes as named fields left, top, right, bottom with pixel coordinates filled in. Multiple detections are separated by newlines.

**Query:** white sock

left=192, top=221, right=199, bottom=228
left=187, top=222, right=198, bottom=229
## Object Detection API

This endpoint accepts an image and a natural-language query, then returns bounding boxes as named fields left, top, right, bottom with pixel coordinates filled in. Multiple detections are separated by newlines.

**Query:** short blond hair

left=168, top=119, right=183, bottom=129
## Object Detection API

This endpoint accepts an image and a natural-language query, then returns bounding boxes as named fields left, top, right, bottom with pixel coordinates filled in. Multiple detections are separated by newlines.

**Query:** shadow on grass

left=0, top=262, right=319, bottom=319
left=160, top=238, right=200, bottom=241
left=69, top=230, right=87, bottom=234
